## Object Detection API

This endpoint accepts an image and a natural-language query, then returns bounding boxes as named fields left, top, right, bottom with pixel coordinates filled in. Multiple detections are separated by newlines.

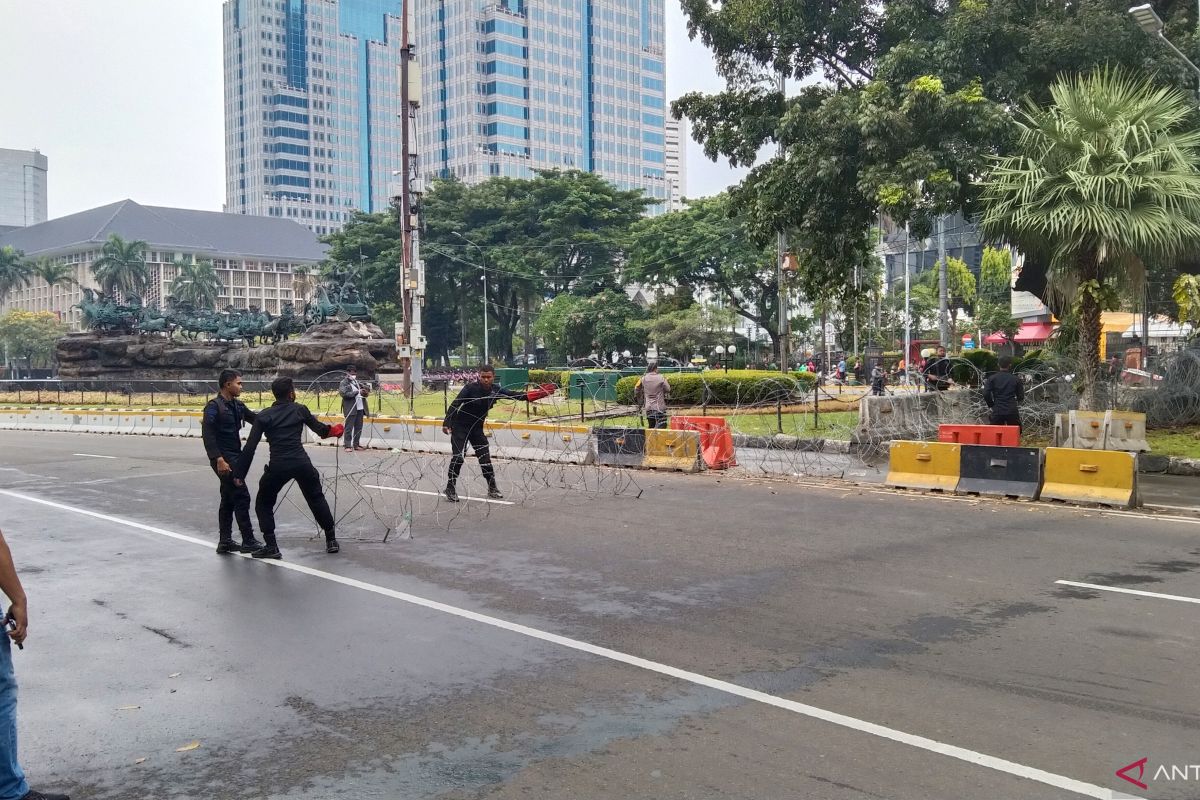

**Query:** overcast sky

left=0, top=0, right=747, bottom=220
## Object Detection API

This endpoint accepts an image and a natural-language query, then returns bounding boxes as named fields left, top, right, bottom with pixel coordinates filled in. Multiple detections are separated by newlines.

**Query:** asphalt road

left=1, top=430, right=1198, bottom=800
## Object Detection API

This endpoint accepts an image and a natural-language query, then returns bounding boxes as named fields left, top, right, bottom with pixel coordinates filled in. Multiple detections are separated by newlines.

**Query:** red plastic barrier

left=670, top=416, right=737, bottom=469
left=525, top=383, right=558, bottom=402
left=937, top=424, right=1019, bottom=447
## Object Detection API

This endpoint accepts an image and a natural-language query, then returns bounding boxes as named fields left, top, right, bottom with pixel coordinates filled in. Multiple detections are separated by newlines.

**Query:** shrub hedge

left=950, top=349, right=999, bottom=386
left=615, top=370, right=810, bottom=405
left=529, top=369, right=571, bottom=390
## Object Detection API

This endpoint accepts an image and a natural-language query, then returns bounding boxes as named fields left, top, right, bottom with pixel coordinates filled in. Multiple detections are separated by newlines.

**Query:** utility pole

left=903, top=225, right=911, bottom=384
left=776, top=68, right=789, bottom=373
left=937, top=214, right=950, bottom=347
left=397, top=0, right=424, bottom=410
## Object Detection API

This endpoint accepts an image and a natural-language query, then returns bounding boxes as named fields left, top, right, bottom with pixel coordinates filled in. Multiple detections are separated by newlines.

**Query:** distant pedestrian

left=233, top=377, right=345, bottom=558
left=837, top=358, right=847, bottom=381
left=983, top=355, right=1025, bottom=431
left=338, top=365, right=369, bottom=452
left=870, top=364, right=887, bottom=396
left=0, top=528, right=70, bottom=800
left=635, top=362, right=671, bottom=429
left=201, top=369, right=263, bottom=555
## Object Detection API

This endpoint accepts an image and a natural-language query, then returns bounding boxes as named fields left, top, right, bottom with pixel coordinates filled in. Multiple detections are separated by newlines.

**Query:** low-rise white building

left=0, top=199, right=327, bottom=329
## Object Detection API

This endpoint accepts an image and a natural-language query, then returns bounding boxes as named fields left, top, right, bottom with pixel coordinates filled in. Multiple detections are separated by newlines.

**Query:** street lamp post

left=452, top=231, right=489, bottom=365
left=1129, top=2, right=1199, bottom=371
left=1130, top=5, right=1200, bottom=94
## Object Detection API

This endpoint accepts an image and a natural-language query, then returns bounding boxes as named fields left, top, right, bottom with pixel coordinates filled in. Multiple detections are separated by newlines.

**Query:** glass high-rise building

left=223, top=0, right=407, bottom=235
left=416, top=0, right=669, bottom=211
left=223, top=0, right=669, bottom=233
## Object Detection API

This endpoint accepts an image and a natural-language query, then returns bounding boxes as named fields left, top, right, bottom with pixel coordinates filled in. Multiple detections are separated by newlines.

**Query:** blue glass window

left=484, top=101, right=530, bottom=119
left=271, top=142, right=310, bottom=156
left=642, top=76, right=664, bottom=92
left=643, top=131, right=664, bottom=145
left=642, top=148, right=665, bottom=163
left=484, top=40, right=528, bottom=58
left=641, top=94, right=664, bottom=109
left=642, top=112, right=664, bottom=127
left=641, top=58, right=663, bottom=73
left=483, top=19, right=527, bottom=37
left=484, top=60, right=528, bottom=79
left=272, top=158, right=311, bottom=172
left=270, top=110, right=309, bottom=124
left=483, top=121, right=530, bottom=138
left=271, top=126, right=310, bottom=140
left=272, top=94, right=309, bottom=108
left=268, top=175, right=311, bottom=187
left=485, top=81, right=529, bottom=99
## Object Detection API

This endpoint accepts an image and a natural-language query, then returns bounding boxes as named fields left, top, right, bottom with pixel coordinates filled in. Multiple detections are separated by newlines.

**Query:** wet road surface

left=1, top=430, right=1198, bottom=799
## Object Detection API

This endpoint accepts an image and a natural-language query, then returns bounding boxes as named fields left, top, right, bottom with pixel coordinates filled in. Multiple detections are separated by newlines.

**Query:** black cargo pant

left=990, top=412, right=1022, bottom=432
left=447, top=424, right=495, bottom=487
left=255, top=460, right=336, bottom=548
left=213, top=455, right=254, bottom=543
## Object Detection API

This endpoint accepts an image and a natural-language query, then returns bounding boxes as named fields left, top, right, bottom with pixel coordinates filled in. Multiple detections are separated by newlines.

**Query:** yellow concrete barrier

left=1041, top=447, right=1138, bottom=508
left=885, top=441, right=961, bottom=492
left=642, top=428, right=703, bottom=472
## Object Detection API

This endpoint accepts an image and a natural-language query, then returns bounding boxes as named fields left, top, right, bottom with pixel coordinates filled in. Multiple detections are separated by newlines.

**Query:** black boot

left=326, top=537, right=340, bottom=554
left=486, top=483, right=504, bottom=500
left=444, top=483, right=459, bottom=502
left=239, top=537, right=265, bottom=553
left=216, top=539, right=240, bottom=555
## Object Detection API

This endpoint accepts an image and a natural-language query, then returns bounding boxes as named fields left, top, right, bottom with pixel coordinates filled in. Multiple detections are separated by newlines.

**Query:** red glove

left=525, top=383, right=557, bottom=402
left=328, top=423, right=345, bottom=438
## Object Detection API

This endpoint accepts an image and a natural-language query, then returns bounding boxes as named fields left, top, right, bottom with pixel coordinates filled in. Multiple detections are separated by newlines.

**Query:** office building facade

left=223, top=0, right=407, bottom=235
left=0, top=200, right=326, bottom=329
left=664, top=114, right=686, bottom=211
left=415, top=0, right=670, bottom=211
left=0, top=148, right=48, bottom=229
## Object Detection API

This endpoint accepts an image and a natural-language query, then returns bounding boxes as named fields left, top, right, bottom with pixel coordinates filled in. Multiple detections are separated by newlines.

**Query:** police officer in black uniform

left=442, top=365, right=531, bottom=502
left=233, top=376, right=345, bottom=559
left=983, top=355, right=1025, bottom=430
left=202, top=369, right=264, bottom=555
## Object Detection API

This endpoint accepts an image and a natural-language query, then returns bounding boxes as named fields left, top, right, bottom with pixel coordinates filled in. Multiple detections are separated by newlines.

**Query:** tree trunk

left=1078, top=252, right=1104, bottom=411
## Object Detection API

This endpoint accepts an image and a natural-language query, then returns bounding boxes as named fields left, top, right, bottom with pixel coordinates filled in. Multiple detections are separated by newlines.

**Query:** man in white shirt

left=338, top=365, right=369, bottom=451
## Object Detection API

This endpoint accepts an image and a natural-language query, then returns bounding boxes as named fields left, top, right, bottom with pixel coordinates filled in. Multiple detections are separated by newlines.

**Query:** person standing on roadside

left=233, top=377, right=345, bottom=558
left=338, top=365, right=369, bottom=452
left=635, top=362, right=671, bottom=429
left=983, top=355, right=1025, bottom=431
left=201, top=370, right=264, bottom=555
left=0, top=528, right=70, bottom=800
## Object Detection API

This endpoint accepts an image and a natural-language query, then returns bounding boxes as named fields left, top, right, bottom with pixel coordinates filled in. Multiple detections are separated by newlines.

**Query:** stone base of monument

left=55, top=321, right=398, bottom=382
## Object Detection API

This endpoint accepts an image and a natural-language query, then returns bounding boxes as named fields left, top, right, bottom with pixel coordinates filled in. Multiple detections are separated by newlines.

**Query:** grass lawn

left=1145, top=426, right=1200, bottom=459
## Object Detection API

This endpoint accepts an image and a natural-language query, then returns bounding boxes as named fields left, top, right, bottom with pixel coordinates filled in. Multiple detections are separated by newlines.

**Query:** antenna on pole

left=397, top=0, right=424, bottom=411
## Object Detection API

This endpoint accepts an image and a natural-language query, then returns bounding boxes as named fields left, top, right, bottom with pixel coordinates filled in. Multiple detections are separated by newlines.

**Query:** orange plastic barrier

left=937, top=424, right=1019, bottom=447
left=670, top=416, right=737, bottom=469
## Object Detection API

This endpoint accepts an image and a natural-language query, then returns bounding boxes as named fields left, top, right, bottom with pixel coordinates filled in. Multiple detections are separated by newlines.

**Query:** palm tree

left=0, top=246, right=31, bottom=305
left=981, top=69, right=1200, bottom=410
left=90, top=233, right=149, bottom=299
left=31, top=258, right=75, bottom=291
left=170, top=257, right=224, bottom=309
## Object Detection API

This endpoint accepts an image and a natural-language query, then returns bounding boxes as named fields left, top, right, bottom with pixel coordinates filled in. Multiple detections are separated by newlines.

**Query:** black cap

left=346, top=364, right=357, bottom=372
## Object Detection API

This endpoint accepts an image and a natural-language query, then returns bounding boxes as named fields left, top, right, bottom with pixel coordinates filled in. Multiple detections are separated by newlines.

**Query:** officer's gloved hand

left=329, top=423, right=345, bottom=438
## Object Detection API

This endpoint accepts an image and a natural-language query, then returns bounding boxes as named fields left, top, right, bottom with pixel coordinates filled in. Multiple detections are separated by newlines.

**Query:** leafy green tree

left=627, top=194, right=786, bottom=355
left=532, top=293, right=585, bottom=362
left=633, top=304, right=739, bottom=363
left=979, top=246, right=1011, bottom=300
left=30, top=258, right=74, bottom=291
left=0, top=246, right=31, bottom=304
left=562, top=290, right=647, bottom=358
left=170, top=258, right=224, bottom=310
left=91, top=233, right=149, bottom=298
left=0, top=310, right=67, bottom=373
left=981, top=69, right=1200, bottom=410
left=1173, top=274, right=1200, bottom=329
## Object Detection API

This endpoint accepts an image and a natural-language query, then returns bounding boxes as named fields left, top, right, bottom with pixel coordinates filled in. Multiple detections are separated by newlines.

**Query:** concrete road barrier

left=957, top=445, right=1042, bottom=500
left=886, top=441, right=961, bottom=492
left=1041, top=447, right=1138, bottom=508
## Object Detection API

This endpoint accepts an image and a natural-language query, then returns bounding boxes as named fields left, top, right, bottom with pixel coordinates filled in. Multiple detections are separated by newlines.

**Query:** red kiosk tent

left=983, top=322, right=1057, bottom=347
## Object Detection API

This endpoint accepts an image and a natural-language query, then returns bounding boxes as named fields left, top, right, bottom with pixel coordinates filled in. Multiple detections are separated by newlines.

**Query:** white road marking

left=1055, top=580, right=1200, bottom=606
left=78, top=468, right=207, bottom=485
left=72, top=453, right=117, bottom=459
left=362, top=483, right=514, bottom=506
left=0, top=488, right=1135, bottom=800
left=1141, top=503, right=1200, bottom=514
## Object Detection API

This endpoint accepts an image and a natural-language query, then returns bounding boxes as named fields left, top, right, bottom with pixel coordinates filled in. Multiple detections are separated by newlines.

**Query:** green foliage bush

left=615, top=370, right=807, bottom=405
left=529, top=370, right=570, bottom=391
left=950, top=349, right=998, bottom=385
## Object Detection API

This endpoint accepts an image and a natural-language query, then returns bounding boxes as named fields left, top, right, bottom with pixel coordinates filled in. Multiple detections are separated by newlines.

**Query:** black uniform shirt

left=983, top=370, right=1025, bottom=416
left=443, top=381, right=528, bottom=430
left=201, top=396, right=257, bottom=466
left=234, top=400, right=331, bottom=480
